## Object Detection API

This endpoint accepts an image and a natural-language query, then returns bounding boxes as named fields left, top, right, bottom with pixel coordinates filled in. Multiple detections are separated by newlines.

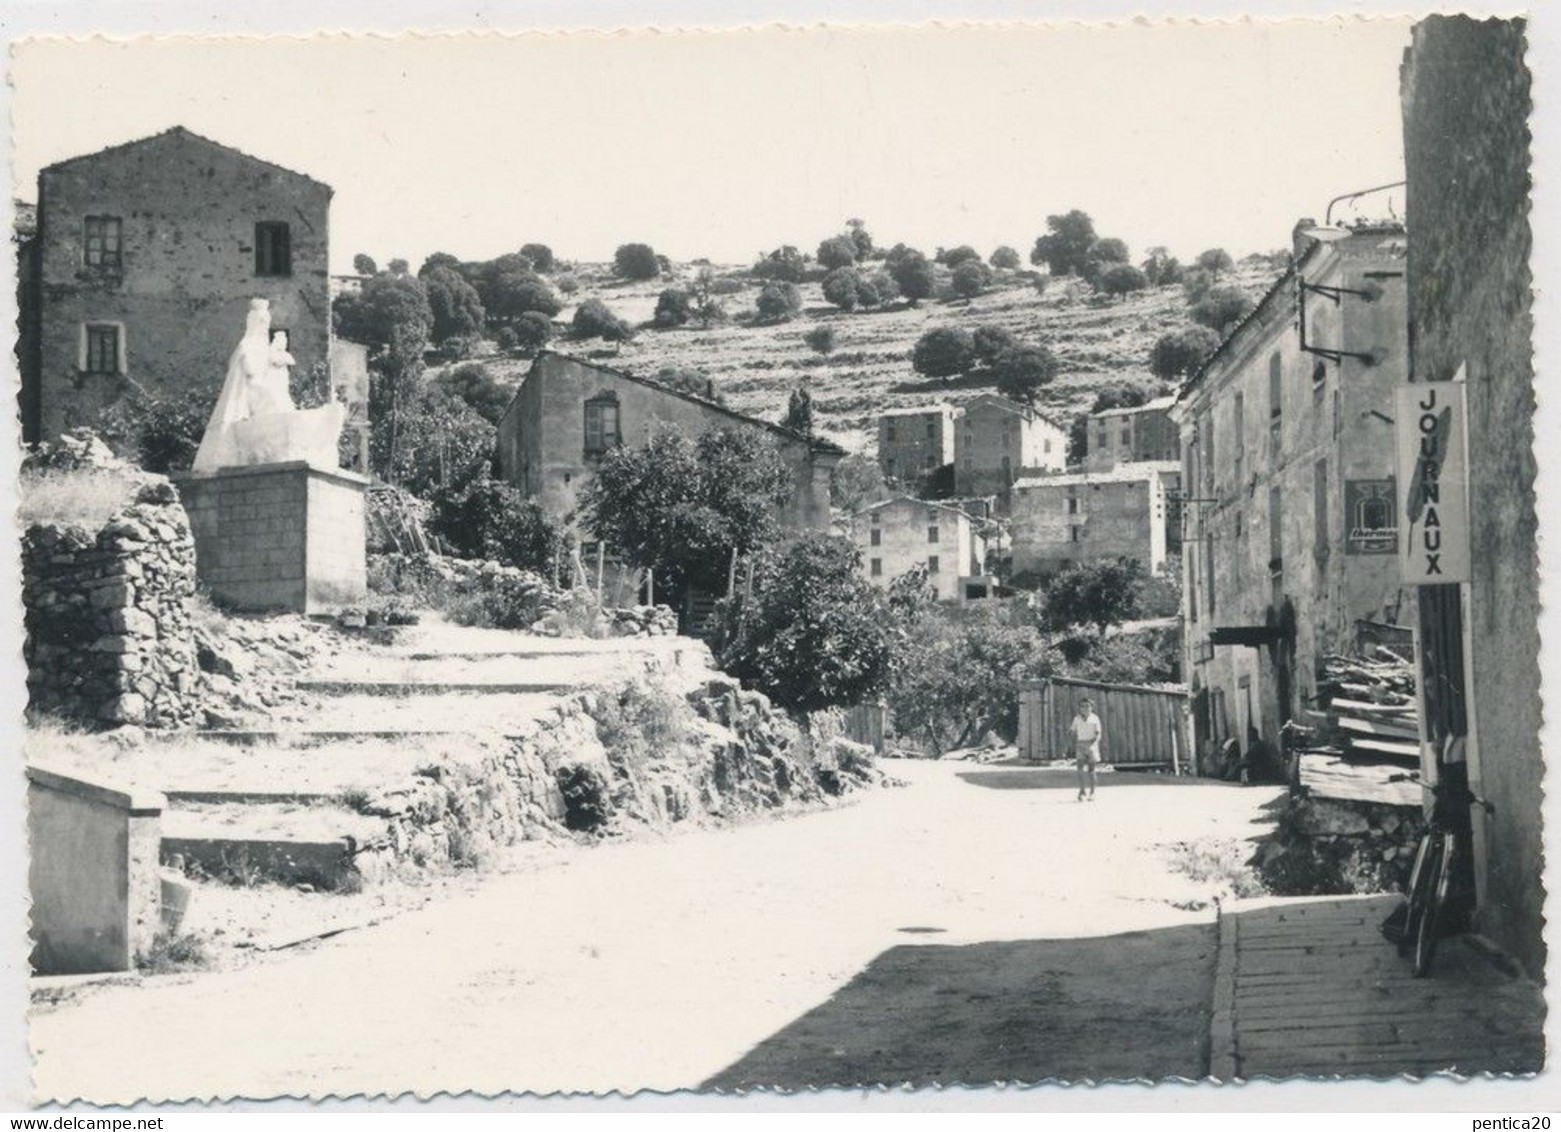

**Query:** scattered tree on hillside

left=912, top=327, right=977, bottom=379
left=1149, top=325, right=1222, bottom=382
left=951, top=259, right=993, bottom=299
left=689, top=268, right=727, bottom=328
left=435, top=362, right=510, bottom=425
left=846, top=218, right=874, bottom=261
left=1039, top=558, right=1145, bottom=637
left=756, top=281, right=803, bottom=323
left=783, top=385, right=814, bottom=437
left=388, top=259, right=410, bottom=276
left=1084, top=237, right=1130, bottom=283
left=379, top=388, right=494, bottom=497
left=572, top=298, right=632, bottom=342
left=422, top=268, right=487, bottom=351
left=830, top=452, right=888, bottom=513
left=993, top=343, right=1059, bottom=405
left=1141, top=247, right=1183, bottom=286
left=519, top=243, right=556, bottom=273
left=484, top=270, right=561, bottom=323
left=753, top=245, right=807, bottom=283
left=353, top=253, right=378, bottom=276
left=822, top=266, right=878, bottom=312
left=654, top=288, right=693, bottom=328
left=428, top=477, right=564, bottom=573
left=653, top=366, right=722, bottom=403
left=418, top=252, right=462, bottom=278
left=1190, top=284, right=1255, bottom=334
left=990, top=245, right=1022, bottom=270
left=938, top=245, right=982, bottom=268
left=613, top=242, right=660, bottom=281
left=816, top=235, right=858, bottom=271
left=805, top=325, right=837, bottom=356
left=972, top=324, right=1017, bottom=365
left=332, top=273, right=433, bottom=481
left=1030, top=210, right=1098, bottom=276
left=1097, top=262, right=1149, bottom=299
left=889, top=248, right=936, bottom=306
left=713, top=534, right=898, bottom=717
left=1196, top=248, right=1234, bottom=276
left=1181, top=266, right=1216, bottom=303
left=512, top=310, right=555, bottom=356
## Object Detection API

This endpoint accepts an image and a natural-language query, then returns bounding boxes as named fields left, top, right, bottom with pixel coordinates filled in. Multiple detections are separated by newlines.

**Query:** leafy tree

left=485, top=271, right=561, bottom=322
left=829, top=452, right=887, bottom=513
left=434, top=362, right=510, bottom=425
left=1149, top=325, right=1221, bottom=381
left=581, top=427, right=793, bottom=606
left=613, top=242, right=660, bottom=281
left=846, top=218, right=874, bottom=261
left=379, top=387, right=495, bottom=497
left=912, top=327, right=976, bottom=379
left=805, top=325, right=837, bottom=356
left=572, top=298, right=632, bottom=341
left=1181, top=266, right=1216, bottom=303
left=821, top=265, right=878, bottom=311
left=938, top=245, right=982, bottom=268
left=519, top=243, right=555, bottom=273
left=1190, top=284, right=1255, bottom=333
left=512, top=310, right=555, bottom=355
left=654, top=288, right=693, bottom=328
left=817, top=235, right=858, bottom=270
left=1069, top=631, right=1180, bottom=685
left=952, top=259, right=993, bottom=299
left=889, top=248, right=936, bottom=307
left=418, top=252, right=461, bottom=278
left=1030, top=210, right=1098, bottom=276
left=688, top=268, right=728, bottom=328
left=428, top=476, right=564, bottom=571
left=756, top=281, right=803, bottom=323
left=1141, top=247, right=1183, bottom=286
left=866, top=268, right=900, bottom=304
left=1196, top=247, right=1234, bottom=275
left=1040, top=557, right=1145, bottom=636
left=990, top=245, right=1022, bottom=270
left=752, top=245, right=806, bottom=283
left=422, top=267, right=486, bottom=348
left=353, top=253, right=378, bottom=276
left=1097, top=262, right=1149, bottom=298
left=713, top=534, right=898, bottom=716
left=333, top=273, right=434, bottom=481
left=994, top=343, right=1059, bottom=405
left=972, top=324, right=1017, bottom=365
left=783, top=386, right=814, bottom=437
left=494, top=326, right=520, bottom=355
left=388, top=258, right=410, bottom=276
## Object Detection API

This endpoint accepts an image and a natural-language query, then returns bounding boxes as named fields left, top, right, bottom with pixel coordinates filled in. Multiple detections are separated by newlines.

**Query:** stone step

left=161, top=802, right=389, bottom=891
left=294, top=679, right=573, bottom=696
left=291, top=690, right=564, bottom=734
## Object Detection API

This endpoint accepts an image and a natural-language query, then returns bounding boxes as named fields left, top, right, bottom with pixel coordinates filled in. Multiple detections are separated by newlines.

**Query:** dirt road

left=30, top=762, right=1281, bottom=1103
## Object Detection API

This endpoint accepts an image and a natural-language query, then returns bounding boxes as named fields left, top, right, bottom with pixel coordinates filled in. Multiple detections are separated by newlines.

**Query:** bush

left=951, top=259, right=992, bottom=298
left=1149, top=325, right=1221, bottom=381
left=752, top=246, right=806, bottom=283
left=428, top=477, right=564, bottom=571
left=423, top=267, right=486, bottom=346
left=821, top=266, right=876, bottom=311
left=445, top=568, right=561, bottom=630
left=972, top=324, right=1016, bottom=365
left=939, top=245, right=982, bottom=268
left=1181, top=266, right=1216, bottom=303
left=556, top=764, right=612, bottom=832
left=1097, top=262, right=1149, bottom=298
left=1030, top=210, right=1097, bottom=276
left=613, top=243, right=660, bottom=281
left=555, top=274, right=580, bottom=295
left=1190, top=284, right=1255, bottom=333
left=816, top=235, right=858, bottom=270
left=993, top=343, right=1059, bottom=404
left=889, top=248, right=935, bottom=305
left=990, top=245, right=1022, bottom=270
left=513, top=310, right=555, bottom=355
left=434, top=362, right=510, bottom=425
left=1141, top=247, right=1183, bottom=286
left=573, top=298, right=632, bottom=341
left=520, top=242, right=555, bottom=273
left=805, top=325, right=837, bottom=355
left=1196, top=247, right=1234, bottom=275
left=484, top=271, right=561, bottom=321
left=756, top=281, right=803, bottom=323
left=911, top=327, right=976, bottom=378
left=654, top=288, right=693, bottom=328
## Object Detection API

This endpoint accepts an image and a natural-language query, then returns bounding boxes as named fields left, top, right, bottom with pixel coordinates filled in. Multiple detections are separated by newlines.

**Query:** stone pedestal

left=176, top=461, right=368, bottom=614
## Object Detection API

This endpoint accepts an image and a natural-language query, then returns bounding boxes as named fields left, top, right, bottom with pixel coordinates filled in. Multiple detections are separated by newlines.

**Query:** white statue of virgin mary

left=192, top=299, right=346, bottom=474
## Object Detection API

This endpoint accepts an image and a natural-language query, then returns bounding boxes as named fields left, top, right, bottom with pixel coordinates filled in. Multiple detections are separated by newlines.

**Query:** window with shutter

left=255, top=222, right=292, bottom=277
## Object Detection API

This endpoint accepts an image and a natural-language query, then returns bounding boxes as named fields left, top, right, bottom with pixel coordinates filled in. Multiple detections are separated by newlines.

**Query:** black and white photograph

left=3, top=6, right=1550, bottom=1109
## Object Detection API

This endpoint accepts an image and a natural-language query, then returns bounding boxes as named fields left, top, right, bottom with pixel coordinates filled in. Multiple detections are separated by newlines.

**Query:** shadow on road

left=956, top=767, right=1239, bottom=791
left=703, top=923, right=1216, bottom=1091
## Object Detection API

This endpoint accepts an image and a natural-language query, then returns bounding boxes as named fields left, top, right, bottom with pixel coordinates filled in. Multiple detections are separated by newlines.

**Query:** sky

left=11, top=20, right=1412, bottom=272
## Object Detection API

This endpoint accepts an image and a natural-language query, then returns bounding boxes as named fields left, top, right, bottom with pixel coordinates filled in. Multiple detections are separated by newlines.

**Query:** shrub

left=1097, top=262, right=1149, bottom=298
left=816, top=235, right=858, bottom=270
left=586, top=677, right=693, bottom=775
left=423, top=267, right=486, bottom=346
left=939, top=245, right=982, bottom=268
left=613, top=242, right=660, bottom=280
left=654, top=288, right=693, bottom=328
left=951, top=259, right=992, bottom=298
left=1149, top=325, right=1221, bottom=381
left=434, top=362, right=510, bottom=425
left=1181, top=266, right=1216, bottom=303
left=972, top=324, right=1017, bottom=365
left=752, top=246, right=806, bottom=283
left=1141, top=247, right=1183, bottom=286
left=994, top=343, right=1059, bottom=404
left=555, top=274, right=580, bottom=295
left=353, top=253, right=378, bottom=276
left=484, top=271, right=561, bottom=321
left=1190, top=284, right=1255, bottom=333
left=889, top=248, right=935, bottom=306
left=756, top=281, right=803, bottom=323
left=821, top=266, right=878, bottom=311
left=573, top=298, right=632, bottom=341
left=911, top=327, right=976, bottom=378
left=556, top=764, right=612, bottom=832
left=1031, top=210, right=1098, bottom=276
left=653, top=366, right=721, bottom=402
left=847, top=219, right=874, bottom=260
left=428, top=477, right=564, bottom=571
left=512, top=310, right=555, bottom=355
left=805, top=325, right=837, bottom=355
left=990, top=246, right=1022, bottom=270
left=445, top=569, right=561, bottom=630
left=519, top=242, right=555, bottom=273
left=1196, top=248, right=1234, bottom=275
left=1039, top=558, right=1144, bottom=635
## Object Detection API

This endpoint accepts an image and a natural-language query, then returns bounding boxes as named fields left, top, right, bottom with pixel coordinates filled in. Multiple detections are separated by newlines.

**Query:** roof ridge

left=41, top=126, right=331, bottom=192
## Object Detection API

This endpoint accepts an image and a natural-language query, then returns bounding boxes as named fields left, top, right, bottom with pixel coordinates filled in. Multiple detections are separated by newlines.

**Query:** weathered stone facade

left=877, top=404, right=955, bottom=485
left=846, top=496, right=984, bottom=602
left=1401, top=15, right=1540, bottom=978
left=22, top=440, right=200, bottom=728
left=1010, top=461, right=1177, bottom=580
left=1173, top=228, right=1413, bottom=755
left=497, top=352, right=841, bottom=535
left=952, top=394, right=1068, bottom=512
left=21, top=127, right=331, bottom=444
left=1084, top=396, right=1180, bottom=471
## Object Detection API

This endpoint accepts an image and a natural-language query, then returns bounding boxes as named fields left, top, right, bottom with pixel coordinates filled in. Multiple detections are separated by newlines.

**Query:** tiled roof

left=41, top=126, right=331, bottom=192
left=1013, top=461, right=1180, bottom=490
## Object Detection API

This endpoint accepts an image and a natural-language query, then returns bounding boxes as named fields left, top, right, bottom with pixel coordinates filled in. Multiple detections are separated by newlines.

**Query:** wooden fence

left=843, top=701, right=888, bottom=754
left=1017, top=675, right=1190, bottom=769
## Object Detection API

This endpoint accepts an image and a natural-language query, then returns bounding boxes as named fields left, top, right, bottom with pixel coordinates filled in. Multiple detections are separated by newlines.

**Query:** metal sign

left=1394, top=382, right=1470, bottom=583
left=1344, top=478, right=1397, bottom=555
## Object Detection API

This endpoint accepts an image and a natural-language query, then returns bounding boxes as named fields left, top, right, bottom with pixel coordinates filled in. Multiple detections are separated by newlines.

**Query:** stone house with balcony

left=17, top=127, right=332, bottom=444
left=1171, top=223, right=1412, bottom=761
left=952, top=394, right=1067, bottom=512
left=847, top=495, right=989, bottom=603
left=877, top=404, right=955, bottom=488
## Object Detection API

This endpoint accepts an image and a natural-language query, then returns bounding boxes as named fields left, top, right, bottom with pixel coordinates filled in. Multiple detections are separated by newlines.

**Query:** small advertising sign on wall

left=1394, top=381, right=1470, bottom=583
left=1345, top=478, right=1397, bottom=555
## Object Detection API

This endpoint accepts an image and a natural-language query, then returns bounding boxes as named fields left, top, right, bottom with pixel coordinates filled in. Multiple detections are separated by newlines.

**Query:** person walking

left=1072, top=698, right=1103, bottom=801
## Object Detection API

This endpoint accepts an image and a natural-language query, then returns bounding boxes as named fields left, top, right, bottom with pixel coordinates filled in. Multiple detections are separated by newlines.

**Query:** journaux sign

left=1394, top=381, right=1470, bottom=584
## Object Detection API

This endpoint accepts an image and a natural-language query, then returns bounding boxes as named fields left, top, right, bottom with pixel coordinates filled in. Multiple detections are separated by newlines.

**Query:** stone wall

left=1254, top=793, right=1427, bottom=897
left=23, top=444, right=200, bottom=728
left=1401, top=15, right=1541, bottom=978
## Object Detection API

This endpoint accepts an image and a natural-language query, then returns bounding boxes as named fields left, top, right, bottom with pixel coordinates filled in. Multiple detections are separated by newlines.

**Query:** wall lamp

left=1296, top=178, right=1405, bottom=367
left=1298, top=179, right=1407, bottom=243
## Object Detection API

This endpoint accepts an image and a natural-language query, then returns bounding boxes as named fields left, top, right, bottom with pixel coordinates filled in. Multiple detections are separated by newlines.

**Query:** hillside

left=435, top=258, right=1277, bottom=458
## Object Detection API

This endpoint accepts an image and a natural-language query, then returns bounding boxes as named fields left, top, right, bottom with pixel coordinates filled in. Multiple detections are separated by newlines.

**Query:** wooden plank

left=1346, top=736, right=1421, bottom=760
left=1338, top=715, right=1420, bottom=741
left=1331, top=696, right=1417, bottom=717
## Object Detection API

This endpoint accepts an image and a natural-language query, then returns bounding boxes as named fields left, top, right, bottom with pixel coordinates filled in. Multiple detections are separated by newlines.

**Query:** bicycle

left=1385, top=775, right=1491, bottom=977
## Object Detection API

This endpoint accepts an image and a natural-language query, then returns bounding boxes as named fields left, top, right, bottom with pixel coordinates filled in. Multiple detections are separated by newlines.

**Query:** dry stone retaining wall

left=1253, top=793, right=1427, bottom=896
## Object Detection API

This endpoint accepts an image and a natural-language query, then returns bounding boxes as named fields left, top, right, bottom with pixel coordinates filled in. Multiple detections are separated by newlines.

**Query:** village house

left=1083, top=395, right=1180, bottom=471
left=952, top=394, right=1068, bottom=511
left=1171, top=222, right=1412, bottom=763
left=1399, top=15, right=1540, bottom=978
left=877, top=404, right=955, bottom=487
left=17, top=127, right=332, bottom=444
left=497, top=352, right=843, bottom=537
left=848, top=495, right=990, bottom=603
left=1009, top=461, right=1178, bottom=582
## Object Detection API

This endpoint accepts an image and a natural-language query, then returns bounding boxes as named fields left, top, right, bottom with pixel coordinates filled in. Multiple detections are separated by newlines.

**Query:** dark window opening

left=255, top=221, right=292, bottom=277
left=583, top=392, right=621, bottom=459
left=85, top=324, right=120, bottom=375
left=84, top=216, right=122, bottom=270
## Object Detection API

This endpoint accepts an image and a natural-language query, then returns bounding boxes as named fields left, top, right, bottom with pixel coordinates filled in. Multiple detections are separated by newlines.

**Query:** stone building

left=18, top=127, right=332, bottom=444
left=497, top=352, right=842, bottom=535
left=952, top=394, right=1068, bottom=511
left=1009, top=461, right=1177, bottom=581
left=1172, top=224, right=1412, bottom=761
left=1400, top=15, right=1539, bottom=978
left=1083, top=395, right=1180, bottom=471
left=877, top=404, right=955, bottom=486
left=847, top=495, right=988, bottom=603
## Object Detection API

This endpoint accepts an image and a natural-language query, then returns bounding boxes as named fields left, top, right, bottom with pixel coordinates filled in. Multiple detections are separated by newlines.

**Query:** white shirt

left=1072, top=712, right=1102, bottom=754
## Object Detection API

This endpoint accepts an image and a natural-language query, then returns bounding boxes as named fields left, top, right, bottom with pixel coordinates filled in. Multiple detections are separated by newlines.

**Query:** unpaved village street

left=31, top=763, right=1281, bottom=1103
